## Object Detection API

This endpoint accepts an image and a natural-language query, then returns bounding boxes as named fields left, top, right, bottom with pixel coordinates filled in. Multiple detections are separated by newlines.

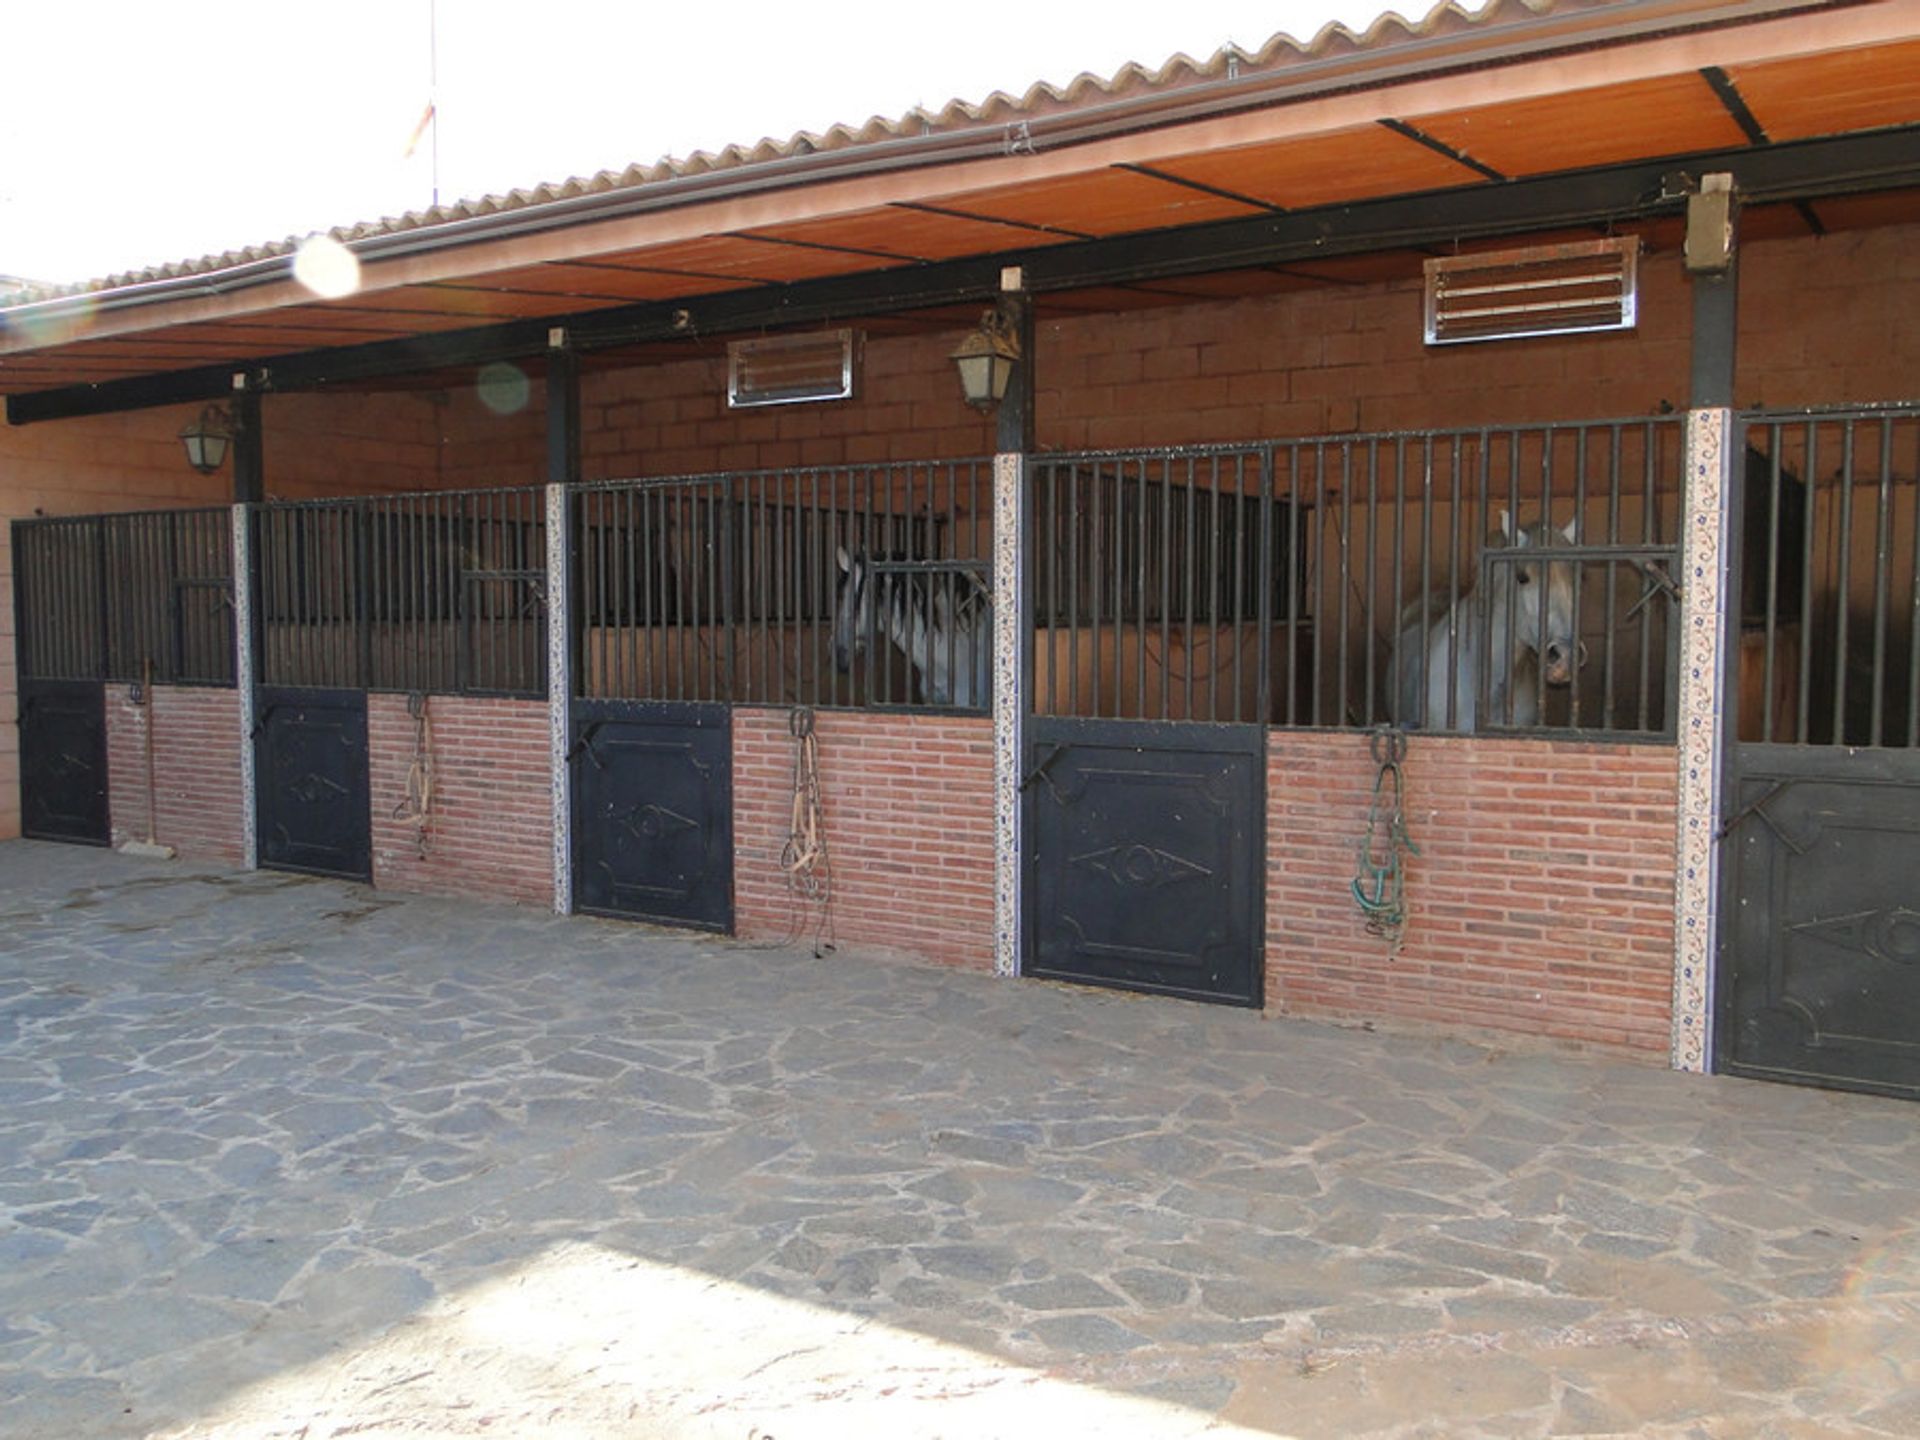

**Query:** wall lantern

left=178, top=405, right=234, bottom=474
left=950, top=302, right=1022, bottom=410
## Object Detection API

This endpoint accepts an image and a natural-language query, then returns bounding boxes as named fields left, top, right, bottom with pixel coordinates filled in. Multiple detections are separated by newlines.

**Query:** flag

left=404, top=102, right=437, bottom=160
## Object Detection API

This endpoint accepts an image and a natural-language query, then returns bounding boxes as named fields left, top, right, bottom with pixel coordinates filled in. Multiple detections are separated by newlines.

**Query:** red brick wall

left=582, top=333, right=995, bottom=479
left=1265, top=732, right=1677, bottom=1056
left=733, top=707, right=994, bottom=969
left=367, top=693, right=553, bottom=907
left=104, top=684, right=244, bottom=863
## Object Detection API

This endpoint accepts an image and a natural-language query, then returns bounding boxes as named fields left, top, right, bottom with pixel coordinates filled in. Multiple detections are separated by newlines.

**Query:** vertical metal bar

left=1337, top=444, right=1352, bottom=727
left=1761, top=442, right=1783, bottom=743
left=1257, top=446, right=1274, bottom=728
left=1362, top=440, right=1378, bottom=726
left=1089, top=460, right=1104, bottom=717
left=1414, top=437, right=1432, bottom=730
left=1535, top=427, right=1555, bottom=727
left=1870, top=417, right=1894, bottom=747
left=1135, top=458, right=1149, bottom=716
left=1909, top=418, right=1920, bottom=748
left=1638, top=423, right=1658, bottom=733
left=1603, top=426, right=1622, bottom=729
left=1501, top=430, right=1521, bottom=728
left=1570, top=426, right=1589, bottom=729
left=1286, top=446, right=1304, bottom=725
left=1834, top=422, right=1855, bottom=744
left=1388, top=438, right=1407, bottom=729
left=1232, top=454, right=1248, bottom=723
left=1181, top=457, right=1195, bottom=721
left=1067, top=464, right=1081, bottom=715
left=1208, top=456, right=1225, bottom=722
left=1798, top=422, right=1817, bottom=743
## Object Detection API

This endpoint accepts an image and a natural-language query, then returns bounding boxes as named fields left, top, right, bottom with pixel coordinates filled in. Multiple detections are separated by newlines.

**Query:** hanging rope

left=778, top=707, right=836, bottom=958
left=391, top=692, right=435, bottom=860
left=1353, top=726, right=1420, bottom=946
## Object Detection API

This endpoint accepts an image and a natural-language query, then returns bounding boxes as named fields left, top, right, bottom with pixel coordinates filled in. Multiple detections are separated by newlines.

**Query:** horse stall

left=252, top=485, right=554, bottom=903
left=1719, top=404, right=1920, bottom=1096
left=568, top=460, right=998, bottom=961
left=12, top=507, right=239, bottom=856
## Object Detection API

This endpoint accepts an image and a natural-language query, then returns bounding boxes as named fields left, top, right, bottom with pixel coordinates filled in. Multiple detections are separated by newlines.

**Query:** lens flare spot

left=293, top=234, right=361, bottom=299
left=11, top=293, right=98, bottom=348
left=477, top=362, right=531, bottom=415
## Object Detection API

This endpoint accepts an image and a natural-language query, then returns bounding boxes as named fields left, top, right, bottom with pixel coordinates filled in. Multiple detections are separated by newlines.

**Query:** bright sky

left=1, top=1, right=1445, bottom=289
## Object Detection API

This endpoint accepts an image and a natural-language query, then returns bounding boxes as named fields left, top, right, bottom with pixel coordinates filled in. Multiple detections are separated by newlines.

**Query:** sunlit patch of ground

left=156, top=1241, right=1287, bottom=1439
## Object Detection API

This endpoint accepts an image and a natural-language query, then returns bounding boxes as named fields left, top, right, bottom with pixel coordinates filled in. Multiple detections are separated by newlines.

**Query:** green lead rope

left=1353, top=727, right=1420, bottom=945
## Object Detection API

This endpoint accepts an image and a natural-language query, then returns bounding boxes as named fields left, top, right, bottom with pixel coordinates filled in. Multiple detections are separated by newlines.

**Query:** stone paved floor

left=1, top=840, right=1917, bottom=1439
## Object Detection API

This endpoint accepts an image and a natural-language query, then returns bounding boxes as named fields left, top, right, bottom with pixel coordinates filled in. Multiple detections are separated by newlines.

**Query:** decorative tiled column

left=1672, top=408, right=1733, bottom=1073
left=992, top=451, right=1025, bottom=977
left=231, top=504, right=259, bottom=870
left=546, top=482, right=573, bottom=915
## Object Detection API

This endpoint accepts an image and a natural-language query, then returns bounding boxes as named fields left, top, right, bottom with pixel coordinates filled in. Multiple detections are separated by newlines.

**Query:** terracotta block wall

left=733, top=707, right=994, bottom=969
left=103, top=684, right=244, bottom=863
left=1265, top=732, right=1678, bottom=1056
left=367, top=693, right=553, bottom=907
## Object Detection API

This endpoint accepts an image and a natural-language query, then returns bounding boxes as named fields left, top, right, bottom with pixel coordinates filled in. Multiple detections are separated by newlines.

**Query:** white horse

left=1390, top=512, right=1581, bottom=732
left=832, top=548, right=992, bottom=708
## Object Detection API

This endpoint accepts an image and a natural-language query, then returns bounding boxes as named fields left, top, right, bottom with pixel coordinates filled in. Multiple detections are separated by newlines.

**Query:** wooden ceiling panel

left=924, top=167, right=1270, bottom=237
left=590, top=234, right=906, bottom=283
left=741, top=206, right=1077, bottom=261
left=350, top=286, right=624, bottom=320
left=1151, top=126, right=1483, bottom=209
left=1410, top=73, right=1750, bottom=177
left=1726, top=39, right=1920, bottom=142
left=440, top=262, right=697, bottom=300
left=257, top=303, right=507, bottom=335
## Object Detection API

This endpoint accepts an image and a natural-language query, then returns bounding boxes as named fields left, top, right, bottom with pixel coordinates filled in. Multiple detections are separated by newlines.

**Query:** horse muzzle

left=1543, top=640, right=1588, bottom=686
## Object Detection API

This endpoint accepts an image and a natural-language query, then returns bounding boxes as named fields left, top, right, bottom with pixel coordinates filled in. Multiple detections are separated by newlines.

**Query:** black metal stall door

left=1720, top=749, right=1920, bottom=1099
left=253, top=687, right=372, bottom=881
left=18, top=679, right=110, bottom=846
left=1717, top=408, right=1920, bottom=1099
left=1025, top=718, right=1264, bottom=1007
left=569, top=701, right=733, bottom=932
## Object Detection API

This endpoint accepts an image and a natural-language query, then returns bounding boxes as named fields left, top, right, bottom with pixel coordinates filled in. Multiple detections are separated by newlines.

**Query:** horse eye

left=1516, top=570, right=1533, bottom=586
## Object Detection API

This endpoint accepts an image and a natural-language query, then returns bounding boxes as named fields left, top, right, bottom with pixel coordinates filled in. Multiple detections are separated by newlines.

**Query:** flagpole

left=429, top=0, right=440, bottom=207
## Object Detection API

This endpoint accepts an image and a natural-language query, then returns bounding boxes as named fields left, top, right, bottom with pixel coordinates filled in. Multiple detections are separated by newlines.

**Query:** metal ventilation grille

left=728, top=329, right=857, bottom=407
left=1424, top=238, right=1639, bottom=346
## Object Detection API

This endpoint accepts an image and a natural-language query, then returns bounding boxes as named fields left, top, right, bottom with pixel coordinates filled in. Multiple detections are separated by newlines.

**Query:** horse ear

left=1560, top=515, right=1578, bottom=543
left=836, top=546, right=851, bottom=573
left=1498, top=508, right=1514, bottom=544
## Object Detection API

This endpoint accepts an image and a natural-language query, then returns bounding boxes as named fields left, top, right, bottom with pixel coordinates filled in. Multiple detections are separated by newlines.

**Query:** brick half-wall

left=734, top=708, right=994, bottom=970
left=1266, top=733, right=1677, bottom=1057
left=104, top=684, right=244, bottom=863
left=368, top=694, right=553, bottom=908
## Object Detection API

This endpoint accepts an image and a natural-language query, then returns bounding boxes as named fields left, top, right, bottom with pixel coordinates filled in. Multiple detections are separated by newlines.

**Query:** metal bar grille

left=1033, top=418, right=1682, bottom=736
left=256, top=486, right=547, bottom=696
left=13, top=508, right=235, bottom=686
left=1738, top=404, right=1920, bottom=749
left=572, top=460, right=991, bottom=709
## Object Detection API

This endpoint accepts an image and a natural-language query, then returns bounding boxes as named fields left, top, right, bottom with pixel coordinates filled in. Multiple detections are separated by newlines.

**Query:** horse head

left=831, top=546, right=872, bottom=673
left=1495, top=510, right=1582, bottom=687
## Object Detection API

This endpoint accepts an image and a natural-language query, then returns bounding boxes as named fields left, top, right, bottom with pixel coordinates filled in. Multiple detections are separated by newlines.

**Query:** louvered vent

left=728, top=329, right=857, bottom=407
left=1424, top=238, right=1639, bottom=346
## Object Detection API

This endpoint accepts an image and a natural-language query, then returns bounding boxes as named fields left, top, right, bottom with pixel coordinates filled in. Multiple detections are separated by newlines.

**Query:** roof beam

left=1376, top=118, right=1508, bottom=182
left=11, top=124, right=1919, bottom=426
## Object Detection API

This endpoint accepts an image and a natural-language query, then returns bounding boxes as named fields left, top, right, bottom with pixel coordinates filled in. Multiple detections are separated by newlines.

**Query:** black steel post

left=996, top=290, right=1035, bottom=457
left=1688, top=184, right=1740, bottom=409
left=546, top=341, right=581, bottom=489
left=231, top=390, right=264, bottom=503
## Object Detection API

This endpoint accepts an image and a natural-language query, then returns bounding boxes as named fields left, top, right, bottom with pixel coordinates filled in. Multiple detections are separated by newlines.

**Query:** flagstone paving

left=1, top=839, right=1916, bottom=1438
